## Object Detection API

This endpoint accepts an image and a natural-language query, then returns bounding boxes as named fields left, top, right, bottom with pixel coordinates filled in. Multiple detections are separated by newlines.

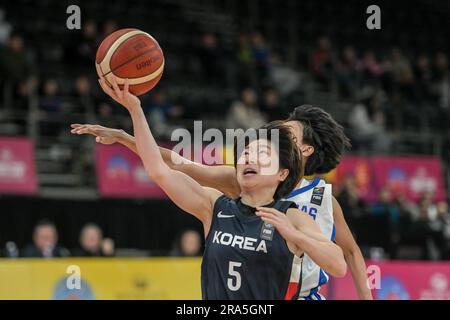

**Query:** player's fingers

left=259, top=216, right=277, bottom=226
left=256, top=207, right=280, bottom=216
left=109, top=75, right=123, bottom=99
left=99, top=78, right=117, bottom=99
left=255, top=211, right=276, bottom=220
left=124, top=78, right=129, bottom=95
left=71, top=124, right=82, bottom=128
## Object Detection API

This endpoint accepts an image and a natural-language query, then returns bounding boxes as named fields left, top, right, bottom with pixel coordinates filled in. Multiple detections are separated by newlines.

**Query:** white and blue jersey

left=284, top=177, right=335, bottom=300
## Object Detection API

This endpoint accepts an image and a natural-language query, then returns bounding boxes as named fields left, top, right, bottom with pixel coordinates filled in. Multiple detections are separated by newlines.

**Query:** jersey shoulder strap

left=274, top=199, right=298, bottom=214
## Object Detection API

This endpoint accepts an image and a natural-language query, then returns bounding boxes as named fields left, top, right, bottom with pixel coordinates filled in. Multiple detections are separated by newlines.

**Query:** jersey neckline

left=286, top=177, right=321, bottom=199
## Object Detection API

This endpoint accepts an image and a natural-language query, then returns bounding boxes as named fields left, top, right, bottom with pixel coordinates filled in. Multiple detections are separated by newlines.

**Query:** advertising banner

left=0, top=137, right=38, bottom=195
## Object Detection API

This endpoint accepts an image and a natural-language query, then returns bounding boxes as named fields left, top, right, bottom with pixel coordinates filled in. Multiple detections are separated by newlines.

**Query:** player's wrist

left=113, top=129, right=126, bottom=141
left=127, top=102, right=143, bottom=114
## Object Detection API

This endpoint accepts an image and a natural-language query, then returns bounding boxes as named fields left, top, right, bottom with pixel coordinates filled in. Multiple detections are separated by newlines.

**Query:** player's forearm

left=128, top=106, right=168, bottom=179
left=345, top=248, right=373, bottom=300
left=114, top=129, right=193, bottom=168
left=293, top=233, right=347, bottom=278
left=115, top=130, right=139, bottom=155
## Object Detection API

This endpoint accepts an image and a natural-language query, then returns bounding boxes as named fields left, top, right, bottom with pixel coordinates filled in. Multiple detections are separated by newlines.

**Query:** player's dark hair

left=287, top=105, right=351, bottom=175
left=233, top=121, right=303, bottom=200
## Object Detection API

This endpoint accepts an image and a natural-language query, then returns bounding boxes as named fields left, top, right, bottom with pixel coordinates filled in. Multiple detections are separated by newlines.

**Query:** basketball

left=95, top=28, right=164, bottom=96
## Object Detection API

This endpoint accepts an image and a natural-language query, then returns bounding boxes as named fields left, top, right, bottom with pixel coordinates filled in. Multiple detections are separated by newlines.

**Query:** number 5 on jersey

left=227, top=261, right=242, bottom=291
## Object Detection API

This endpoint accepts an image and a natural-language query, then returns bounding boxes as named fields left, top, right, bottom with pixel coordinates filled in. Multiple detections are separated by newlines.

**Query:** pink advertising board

left=95, top=144, right=166, bottom=198
left=0, top=137, right=38, bottom=194
left=330, top=261, right=450, bottom=300
left=371, top=156, right=446, bottom=203
left=331, top=155, right=446, bottom=203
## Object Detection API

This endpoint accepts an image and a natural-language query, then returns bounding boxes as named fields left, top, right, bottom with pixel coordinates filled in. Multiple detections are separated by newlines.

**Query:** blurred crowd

left=336, top=176, right=450, bottom=260
left=3, top=221, right=202, bottom=259
left=0, top=18, right=448, bottom=147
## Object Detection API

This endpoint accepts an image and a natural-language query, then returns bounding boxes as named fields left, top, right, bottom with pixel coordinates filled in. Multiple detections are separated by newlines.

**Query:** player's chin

left=238, top=175, right=260, bottom=189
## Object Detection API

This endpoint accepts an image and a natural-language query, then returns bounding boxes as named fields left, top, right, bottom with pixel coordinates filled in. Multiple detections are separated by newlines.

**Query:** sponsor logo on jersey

left=260, top=222, right=275, bottom=241
left=217, top=211, right=235, bottom=218
left=212, top=231, right=267, bottom=253
left=310, top=187, right=324, bottom=206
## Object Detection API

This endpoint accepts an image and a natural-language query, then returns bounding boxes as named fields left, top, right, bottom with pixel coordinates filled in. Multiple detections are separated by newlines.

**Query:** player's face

left=236, top=139, right=287, bottom=191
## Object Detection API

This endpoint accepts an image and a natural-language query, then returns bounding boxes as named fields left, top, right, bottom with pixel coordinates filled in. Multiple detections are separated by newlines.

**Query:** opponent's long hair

left=287, top=105, right=351, bottom=175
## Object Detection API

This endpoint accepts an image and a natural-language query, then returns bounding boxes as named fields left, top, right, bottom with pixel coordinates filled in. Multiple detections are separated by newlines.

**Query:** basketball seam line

left=96, top=29, right=140, bottom=65
left=100, top=46, right=162, bottom=79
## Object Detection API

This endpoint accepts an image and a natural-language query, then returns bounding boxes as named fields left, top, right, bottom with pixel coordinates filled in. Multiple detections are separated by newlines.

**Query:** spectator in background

left=250, top=32, right=270, bottom=85
left=236, top=33, right=255, bottom=88
left=0, top=34, right=33, bottom=89
left=371, top=187, right=400, bottom=224
left=405, top=197, right=442, bottom=260
left=360, top=50, right=384, bottom=87
left=268, top=53, right=301, bottom=96
left=142, top=89, right=184, bottom=137
left=432, top=52, right=450, bottom=117
left=413, top=54, right=434, bottom=103
left=39, top=78, right=65, bottom=136
left=14, top=77, right=38, bottom=112
left=1, top=77, right=38, bottom=135
left=336, top=46, right=360, bottom=98
left=102, top=19, right=119, bottom=39
left=371, top=187, right=401, bottom=258
left=311, top=36, right=335, bottom=90
left=198, top=33, right=225, bottom=84
left=386, top=47, right=415, bottom=98
left=226, top=87, right=267, bottom=130
left=73, top=223, right=115, bottom=257
left=434, top=201, right=450, bottom=259
left=71, top=75, right=95, bottom=115
left=22, top=220, right=69, bottom=258
left=349, top=92, right=391, bottom=152
left=261, top=88, right=283, bottom=122
left=336, top=175, right=367, bottom=225
left=65, top=20, right=99, bottom=68
left=170, top=229, right=202, bottom=257
left=0, top=9, right=12, bottom=45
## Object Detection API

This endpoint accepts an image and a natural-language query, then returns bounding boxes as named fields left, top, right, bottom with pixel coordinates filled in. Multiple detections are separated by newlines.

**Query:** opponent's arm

left=70, top=128, right=241, bottom=198
left=98, top=75, right=221, bottom=225
left=256, top=207, right=347, bottom=278
left=333, top=196, right=373, bottom=299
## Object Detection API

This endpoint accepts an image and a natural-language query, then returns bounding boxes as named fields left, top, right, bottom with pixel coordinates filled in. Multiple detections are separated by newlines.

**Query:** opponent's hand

left=70, top=123, right=121, bottom=145
left=256, top=207, right=297, bottom=243
left=98, top=75, right=141, bottom=112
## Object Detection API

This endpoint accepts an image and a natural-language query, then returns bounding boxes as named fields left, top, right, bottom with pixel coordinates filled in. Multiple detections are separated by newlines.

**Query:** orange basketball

left=95, top=28, right=164, bottom=96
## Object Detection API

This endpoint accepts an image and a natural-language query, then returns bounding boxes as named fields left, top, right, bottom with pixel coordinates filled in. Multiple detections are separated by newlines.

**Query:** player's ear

left=300, top=145, right=314, bottom=158
left=278, top=168, right=289, bottom=182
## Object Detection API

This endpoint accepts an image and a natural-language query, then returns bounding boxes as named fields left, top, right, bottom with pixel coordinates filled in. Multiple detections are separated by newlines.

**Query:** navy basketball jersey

left=201, top=195, right=298, bottom=300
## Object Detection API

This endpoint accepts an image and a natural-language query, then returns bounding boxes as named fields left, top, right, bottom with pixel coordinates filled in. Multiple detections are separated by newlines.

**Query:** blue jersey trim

left=331, top=224, right=336, bottom=241
left=318, top=269, right=329, bottom=286
left=286, top=177, right=321, bottom=199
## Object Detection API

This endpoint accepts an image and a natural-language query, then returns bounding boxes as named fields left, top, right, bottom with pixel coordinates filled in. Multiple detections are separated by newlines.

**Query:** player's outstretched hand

left=70, top=123, right=121, bottom=145
left=98, top=74, right=141, bottom=112
left=255, top=207, right=297, bottom=242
